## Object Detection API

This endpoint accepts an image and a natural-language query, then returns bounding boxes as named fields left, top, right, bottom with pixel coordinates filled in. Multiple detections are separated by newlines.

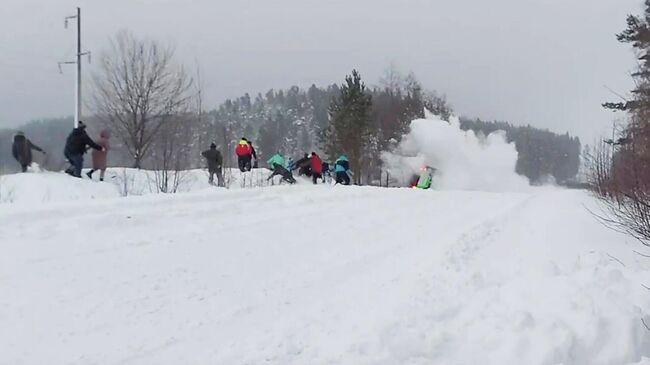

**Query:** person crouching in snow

left=201, top=142, right=224, bottom=186
left=295, top=153, right=312, bottom=176
left=86, top=129, right=111, bottom=181
left=235, top=138, right=254, bottom=172
left=334, top=154, right=352, bottom=185
left=11, top=131, right=45, bottom=172
left=310, top=152, right=323, bottom=184
left=266, top=152, right=296, bottom=184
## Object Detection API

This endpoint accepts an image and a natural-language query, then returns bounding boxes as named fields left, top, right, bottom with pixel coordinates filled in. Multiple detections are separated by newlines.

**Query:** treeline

left=460, top=119, right=581, bottom=184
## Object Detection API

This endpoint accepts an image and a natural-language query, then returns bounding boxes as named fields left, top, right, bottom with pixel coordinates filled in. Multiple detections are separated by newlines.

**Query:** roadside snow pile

left=0, top=172, right=119, bottom=204
left=0, top=186, right=648, bottom=364
left=0, top=167, right=288, bottom=204
left=383, top=112, right=530, bottom=191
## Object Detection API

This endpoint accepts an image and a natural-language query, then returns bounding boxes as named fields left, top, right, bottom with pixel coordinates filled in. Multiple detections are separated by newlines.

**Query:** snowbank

left=383, top=112, right=530, bottom=191
left=0, top=171, right=120, bottom=204
left=0, top=167, right=298, bottom=205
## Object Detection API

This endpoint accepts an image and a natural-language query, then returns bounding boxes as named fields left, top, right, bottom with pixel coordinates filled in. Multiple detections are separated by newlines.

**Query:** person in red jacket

left=235, top=138, right=253, bottom=172
left=310, top=152, right=323, bottom=184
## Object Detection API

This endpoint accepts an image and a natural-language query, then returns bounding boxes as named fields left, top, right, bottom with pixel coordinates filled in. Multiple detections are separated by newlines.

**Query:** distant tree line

left=1, top=32, right=581, bottom=186
left=460, top=119, right=581, bottom=184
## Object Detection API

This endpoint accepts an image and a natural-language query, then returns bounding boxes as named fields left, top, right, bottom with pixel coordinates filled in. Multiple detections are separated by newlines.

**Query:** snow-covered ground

left=0, top=173, right=649, bottom=364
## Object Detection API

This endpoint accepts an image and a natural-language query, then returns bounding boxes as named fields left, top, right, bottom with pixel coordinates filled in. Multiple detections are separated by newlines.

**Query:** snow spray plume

left=381, top=111, right=530, bottom=192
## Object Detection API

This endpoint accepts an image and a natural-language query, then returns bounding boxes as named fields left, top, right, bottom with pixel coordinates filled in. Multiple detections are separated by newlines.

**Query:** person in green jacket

left=267, top=153, right=285, bottom=170
left=266, top=152, right=296, bottom=184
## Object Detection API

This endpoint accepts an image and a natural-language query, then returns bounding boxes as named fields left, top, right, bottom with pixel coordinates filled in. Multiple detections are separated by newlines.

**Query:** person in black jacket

left=11, top=131, right=45, bottom=172
left=201, top=142, right=224, bottom=186
left=63, top=121, right=104, bottom=178
left=294, top=153, right=312, bottom=177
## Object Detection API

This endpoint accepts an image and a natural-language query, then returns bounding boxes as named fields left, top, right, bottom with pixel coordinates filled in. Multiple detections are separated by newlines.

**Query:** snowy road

left=1, top=185, right=649, bottom=364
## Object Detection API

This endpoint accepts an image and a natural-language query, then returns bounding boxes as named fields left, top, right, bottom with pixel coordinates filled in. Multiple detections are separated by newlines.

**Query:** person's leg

left=312, top=174, right=318, bottom=184
left=86, top=169, right=94, bottom=179
left=64, top=152, right=74, bottom=175
left=21, top=164, right=28, bottom=173
left=238, top=157, right=245, bottom=172
left=344, top=173, right=351, bottom=185
left=208, top=170, right=215, bottom=185
left=245, top=156, right=252, bottom=171
left=216, top=169, right=224, bottom=187
left=99, top=169, right=105, bottom=182
left=72, top=154, right=83, bottom=178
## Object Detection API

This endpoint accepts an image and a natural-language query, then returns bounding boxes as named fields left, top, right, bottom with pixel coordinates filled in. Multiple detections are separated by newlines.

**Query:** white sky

left=0, top=0, right=642, bottom=143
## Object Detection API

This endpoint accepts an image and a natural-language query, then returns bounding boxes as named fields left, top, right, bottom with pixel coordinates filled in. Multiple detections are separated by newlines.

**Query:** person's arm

left=250, top=145, right=257, bottom=159
left=28, top=140, right=44, bottom=153
left=201, top=150, right=208, bottom=158
left=83, top=132, right=103, bottom=151
left=11, top=143, right=18, bottom=159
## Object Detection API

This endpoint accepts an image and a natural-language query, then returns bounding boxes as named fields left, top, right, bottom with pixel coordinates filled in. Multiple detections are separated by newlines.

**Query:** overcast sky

left=0, top=0, right=642, bottom=143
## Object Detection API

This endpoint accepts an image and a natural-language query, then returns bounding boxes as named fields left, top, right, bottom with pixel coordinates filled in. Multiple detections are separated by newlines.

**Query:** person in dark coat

left=247, top=139, right=258, bottom=168
left=86, top=129, right=111, bottom=181
left=63, top=121, right=103, bottom=178
left=310, top=152, right=323, bottom=184
left=295, top=153, right=312, bottom=176
left=11, top=131, right=45, bottom=172
left=322, top=161, right=332, bottom=183
left=202, top=142, right=224, bottom=186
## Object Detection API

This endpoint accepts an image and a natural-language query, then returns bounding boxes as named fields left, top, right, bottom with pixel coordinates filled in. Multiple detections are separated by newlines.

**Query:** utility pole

left=59, top=7, right=90, bottom=128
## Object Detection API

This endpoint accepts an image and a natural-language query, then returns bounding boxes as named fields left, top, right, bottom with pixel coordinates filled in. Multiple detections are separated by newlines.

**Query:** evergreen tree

left=324, top=70, right=373, bottom=184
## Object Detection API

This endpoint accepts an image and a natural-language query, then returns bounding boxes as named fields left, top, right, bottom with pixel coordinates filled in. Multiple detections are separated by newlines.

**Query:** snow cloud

left=382, top=112, right=530, bottom=192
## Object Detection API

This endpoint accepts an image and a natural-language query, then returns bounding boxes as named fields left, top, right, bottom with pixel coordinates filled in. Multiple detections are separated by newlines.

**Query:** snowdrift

left=0, top=167, right=296, bottom=204
left=383, top=112, right=530, bottom=191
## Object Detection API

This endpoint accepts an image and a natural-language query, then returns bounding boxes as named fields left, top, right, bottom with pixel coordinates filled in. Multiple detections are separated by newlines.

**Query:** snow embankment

left=0, top=185, right=648, bottom=364
left=0, top=167, right=285, bottom=204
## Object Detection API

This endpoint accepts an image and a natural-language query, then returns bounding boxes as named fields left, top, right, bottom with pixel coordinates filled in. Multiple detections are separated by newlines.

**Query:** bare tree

left=149, top=116, right=193, bottom=193
left=92, top=30, right=193, bottom=168
left=587, top=138, right=650, bottom=246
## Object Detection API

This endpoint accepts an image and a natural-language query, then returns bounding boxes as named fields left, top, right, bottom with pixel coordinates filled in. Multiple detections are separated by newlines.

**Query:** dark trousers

left=209, top=168, right=224, bottom=187
left=65, top=152, right=83, bottom=178
left=312, top=173, right=322, bottom=184
left=336, top=171, right=350, bottom=185
left=238, top=156, right=252, bottom=172
left=20, top=163, right=28, bottom=173
left=267, top=164, right=296, bottom=184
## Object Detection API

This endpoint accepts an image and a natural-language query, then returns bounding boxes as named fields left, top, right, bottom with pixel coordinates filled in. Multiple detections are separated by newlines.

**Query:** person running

left=11, top=131, right=45, bottom=172
left=64, top=121, right=103, bottom=178
left=86, top=129, right=111, bottom=181
left=201, top=142, right=224, bottom=186
left=334, top=154, right=351, bottom=185
left=310, top=152, right=323, bottom=184
left=235, top=138, right=254, bottom=172
left=266, top=152, right=296, bottom=184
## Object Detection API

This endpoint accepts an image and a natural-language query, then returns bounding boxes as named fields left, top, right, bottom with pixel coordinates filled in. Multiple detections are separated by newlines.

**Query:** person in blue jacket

left=334, top=154, right=351, bottom=185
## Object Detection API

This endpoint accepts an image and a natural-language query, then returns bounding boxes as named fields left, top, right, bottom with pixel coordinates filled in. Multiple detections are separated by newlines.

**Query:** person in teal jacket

left=334, top=154, right=351, bottom=185
left=266, top=152, right=296, bottom=184
left=267, top=153, right=285, bottom=170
